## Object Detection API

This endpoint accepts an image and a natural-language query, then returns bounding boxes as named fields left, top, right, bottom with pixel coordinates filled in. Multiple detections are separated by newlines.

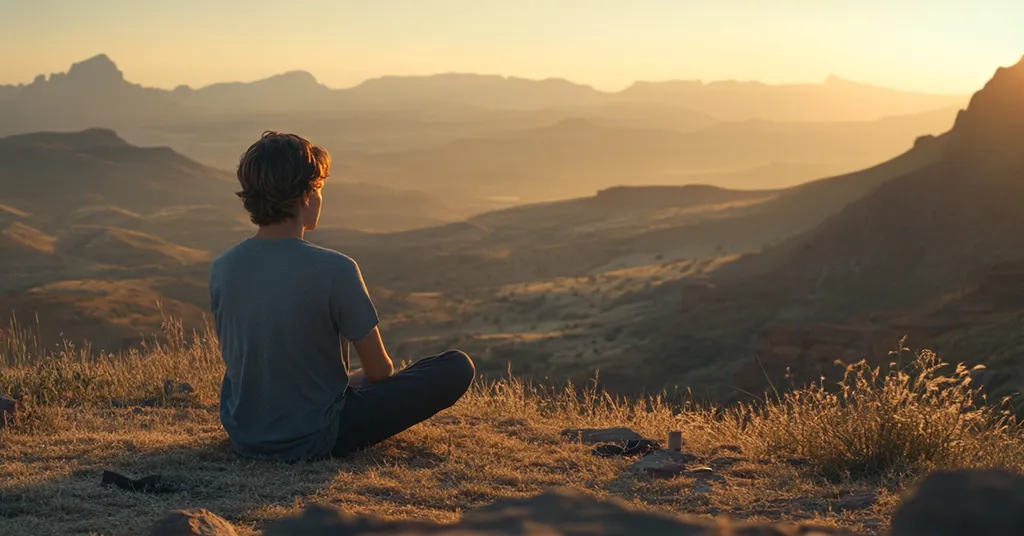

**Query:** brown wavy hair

left=235, top=131, right=331, bottom=226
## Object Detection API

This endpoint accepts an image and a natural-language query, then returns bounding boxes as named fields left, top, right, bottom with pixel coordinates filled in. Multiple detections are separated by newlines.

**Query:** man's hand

left=352, top=326, right=395, bottom=383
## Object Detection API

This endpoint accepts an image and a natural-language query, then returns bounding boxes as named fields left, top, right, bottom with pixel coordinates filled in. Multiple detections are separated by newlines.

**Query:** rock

left=714, top=444, right=744, bottom=454
left=709, top=456, right=745, bottom=467
left=164, top=380, right=195, bottom=398
left=265, top=487, right=857, bottom=535
left=785, top=457, right=810, bottom=467
left=0, top=395, right=15, bottom=430
left=146, top=509, right=237, bottom=536
left=684, top=467, right=725, bottom=482
left=560, top=426, right=643, bottom=445
left=832, top=490, right=877, bottom=512
left=102, top=470, right=181, bottom=494
left=891, top=469, right=1024, bottom=535
left=629, top=450, right=699, bottom=478
left=693, top=482, right=713, bottom=494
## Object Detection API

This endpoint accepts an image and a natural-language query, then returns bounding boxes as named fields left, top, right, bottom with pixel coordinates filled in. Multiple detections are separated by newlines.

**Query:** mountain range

left=0, top=55, right=967, bottom=207
left=335, top=108, right=958, bottom=202
left=0, top=54, right=966, bottom=131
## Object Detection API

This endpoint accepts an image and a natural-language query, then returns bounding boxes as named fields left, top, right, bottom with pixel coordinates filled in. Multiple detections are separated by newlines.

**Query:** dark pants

left=331, top=350, right=475, bottom=456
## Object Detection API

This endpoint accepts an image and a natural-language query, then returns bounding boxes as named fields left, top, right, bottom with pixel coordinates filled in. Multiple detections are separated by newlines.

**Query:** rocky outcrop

left=891, top=469, right=1024, bottom=535
left=145, top=469, right=1024, bottom=535
left=262, top=488, right=853, bottom=535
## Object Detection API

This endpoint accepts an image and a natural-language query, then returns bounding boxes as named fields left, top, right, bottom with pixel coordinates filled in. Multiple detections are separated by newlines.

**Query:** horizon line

left=3, top=53, right=976, bottom=98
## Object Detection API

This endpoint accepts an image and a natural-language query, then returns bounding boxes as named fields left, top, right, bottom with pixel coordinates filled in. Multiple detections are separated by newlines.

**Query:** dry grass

left=2, top=322, right=1022, bottom=536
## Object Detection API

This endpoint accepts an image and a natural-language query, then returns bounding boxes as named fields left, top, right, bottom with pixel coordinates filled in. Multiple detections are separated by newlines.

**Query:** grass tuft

left=744, top=341, right=1023, bottom=480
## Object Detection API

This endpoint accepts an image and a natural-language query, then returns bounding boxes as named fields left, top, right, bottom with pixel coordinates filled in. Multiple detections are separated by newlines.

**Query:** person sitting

left=209, top=131, right=475, bottom=461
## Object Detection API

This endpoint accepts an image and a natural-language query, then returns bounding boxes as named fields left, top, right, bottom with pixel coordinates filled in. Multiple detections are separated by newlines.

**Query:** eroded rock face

left=146, top=509, right=237, bottom=536
left=890, top=469, right=1024, bottom=536
left=263, top=488, right=854, bottom=535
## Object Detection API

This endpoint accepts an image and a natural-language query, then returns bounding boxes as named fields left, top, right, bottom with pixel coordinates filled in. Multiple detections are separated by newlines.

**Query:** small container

left=667, top=430, right=683, bottom=451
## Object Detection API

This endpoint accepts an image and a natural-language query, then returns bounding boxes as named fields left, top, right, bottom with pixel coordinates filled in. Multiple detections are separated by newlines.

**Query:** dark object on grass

left=559, top=427, right=643, bottom=444
left=592, top=438, right=661, bottom=458
left=0, top=395, right=15, bottom=430
left=101, top=470, right=181, bottom=493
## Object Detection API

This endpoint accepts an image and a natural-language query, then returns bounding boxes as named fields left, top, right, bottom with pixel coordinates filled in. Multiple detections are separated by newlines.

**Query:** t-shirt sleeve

left=329, top=257, right=380, bottom=342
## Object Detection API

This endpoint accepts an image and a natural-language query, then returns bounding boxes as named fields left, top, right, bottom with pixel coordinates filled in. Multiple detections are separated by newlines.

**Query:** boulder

left=891, top=469, right=1024, bottom=535
left=146, top=509, right=237, bottom=536
left=264, top=488, right=854, bottom=535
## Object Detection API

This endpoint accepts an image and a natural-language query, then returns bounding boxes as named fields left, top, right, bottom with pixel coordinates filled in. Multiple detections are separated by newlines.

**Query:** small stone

left=684, top=467, right=725, bottom=482
left=164, top=380, right=195, bottom=398
left=710, top=456, right=745, bottom=467
left=560, top=426, right=643, bottom=445
left=432, top=416, right=460, bottom=425
left=0, top=395, right=16, bottom=430
left=730, top=468, right=761, bottom=479
left=693, top=482, right=713, bottom=494
left=833, top=490, right=877, bottom=512
left=629, top=450, right=698, bottom=478
left=785, top=457, right=810, bottom=467
left=714, top=444, right=744, bottom=454
left=146, top=509, right=237, bottom=536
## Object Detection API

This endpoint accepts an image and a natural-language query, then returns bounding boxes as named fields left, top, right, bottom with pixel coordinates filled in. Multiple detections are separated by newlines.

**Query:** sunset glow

left=2, top=0, right=1020, bottom=93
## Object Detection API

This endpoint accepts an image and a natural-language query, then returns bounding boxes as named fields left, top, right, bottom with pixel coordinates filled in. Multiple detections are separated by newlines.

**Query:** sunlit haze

left=2, top=0, right=1020, bottom=93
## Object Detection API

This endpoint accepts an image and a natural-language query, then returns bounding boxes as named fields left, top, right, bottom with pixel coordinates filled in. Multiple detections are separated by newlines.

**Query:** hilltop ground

left=2, top=322, right=1022, bottom=536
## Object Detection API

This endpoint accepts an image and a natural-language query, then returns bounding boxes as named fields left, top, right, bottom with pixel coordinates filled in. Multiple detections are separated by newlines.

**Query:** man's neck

left=254, top=220, right=305, bottom=241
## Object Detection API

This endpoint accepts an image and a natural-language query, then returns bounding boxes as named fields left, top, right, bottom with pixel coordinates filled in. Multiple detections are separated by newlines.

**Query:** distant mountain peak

left=261, top=70, right=319, bottom=85
left=66, top=54, right=124, bottom=84
left=0, top=128, right=129, bottom=149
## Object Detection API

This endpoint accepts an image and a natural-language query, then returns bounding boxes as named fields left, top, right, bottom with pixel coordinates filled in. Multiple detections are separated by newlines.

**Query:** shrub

left=743, top=345, right=1023, bottom=480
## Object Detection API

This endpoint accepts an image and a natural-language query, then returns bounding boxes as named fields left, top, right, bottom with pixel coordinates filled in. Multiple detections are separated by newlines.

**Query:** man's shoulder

left=298, top=241, right=359, bottom=268
left=210, top=238, right=360, bottom=278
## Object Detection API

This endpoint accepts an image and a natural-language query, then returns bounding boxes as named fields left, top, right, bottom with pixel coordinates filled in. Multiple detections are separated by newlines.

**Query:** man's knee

left=439, top=349, right=475, bottom=391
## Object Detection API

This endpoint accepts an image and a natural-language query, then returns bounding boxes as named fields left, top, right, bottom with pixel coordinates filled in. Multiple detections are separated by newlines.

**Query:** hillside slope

left=644, top=55, right=1024, bottom=402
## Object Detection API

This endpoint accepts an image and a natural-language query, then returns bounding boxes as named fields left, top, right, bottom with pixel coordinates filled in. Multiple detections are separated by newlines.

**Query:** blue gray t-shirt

left=209, top=237, right=379, bottom=461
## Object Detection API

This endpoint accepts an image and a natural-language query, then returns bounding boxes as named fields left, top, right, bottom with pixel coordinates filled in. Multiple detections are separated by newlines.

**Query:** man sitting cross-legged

left=209, top=131, right=475, bottom=461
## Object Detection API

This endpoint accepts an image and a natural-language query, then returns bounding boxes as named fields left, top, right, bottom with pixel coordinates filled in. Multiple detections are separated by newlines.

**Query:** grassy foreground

left=2, top=321, right=1023, bottom=536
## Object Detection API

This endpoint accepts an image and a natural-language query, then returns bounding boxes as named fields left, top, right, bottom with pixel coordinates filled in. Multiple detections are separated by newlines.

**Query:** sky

left=1, top=0, right=1021, bottom=94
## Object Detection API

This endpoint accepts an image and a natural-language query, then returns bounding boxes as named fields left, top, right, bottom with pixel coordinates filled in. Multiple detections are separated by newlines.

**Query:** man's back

left=210, top=237, right=379, bottom=460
